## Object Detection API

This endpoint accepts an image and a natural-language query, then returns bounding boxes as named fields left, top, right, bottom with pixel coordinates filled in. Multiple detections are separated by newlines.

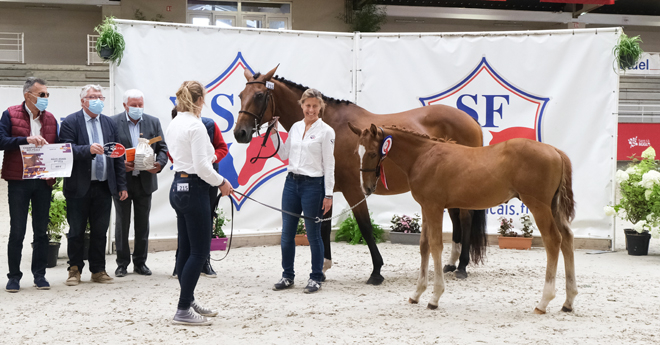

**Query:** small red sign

left=618, top=123, right=660, bottom=160
left=166, top=6, right=172, bottom=12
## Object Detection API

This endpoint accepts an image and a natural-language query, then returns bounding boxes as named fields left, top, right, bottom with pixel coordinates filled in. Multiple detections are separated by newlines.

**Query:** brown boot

left=65, top=266, right=81, bottom=286
left=91, top=271, right=114, bottom=284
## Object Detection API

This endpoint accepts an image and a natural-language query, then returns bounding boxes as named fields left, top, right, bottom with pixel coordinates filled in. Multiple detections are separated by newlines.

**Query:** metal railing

left=619, top=103, right=660, bottom=123
left=87, top=34, right=106, bottom=65
left=0, top=32, right=24, bottom=63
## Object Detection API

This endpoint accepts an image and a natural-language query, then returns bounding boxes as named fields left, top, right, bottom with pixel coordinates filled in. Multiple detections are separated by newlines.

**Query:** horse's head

left=349, top=122, right=385, bottom=196
left=234, top=65, right=279, bottom=143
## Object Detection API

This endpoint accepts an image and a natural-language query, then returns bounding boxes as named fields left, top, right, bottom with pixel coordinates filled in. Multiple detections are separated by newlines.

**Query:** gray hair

left=23, top=78, right=47, bottom=94
left=80, top=84, right=104, bottom=100
left=123, top=89, right=144, bottom=103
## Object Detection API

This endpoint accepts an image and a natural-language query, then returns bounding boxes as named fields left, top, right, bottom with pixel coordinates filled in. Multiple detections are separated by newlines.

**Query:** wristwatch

left=324, top=195, right=333, bottom=199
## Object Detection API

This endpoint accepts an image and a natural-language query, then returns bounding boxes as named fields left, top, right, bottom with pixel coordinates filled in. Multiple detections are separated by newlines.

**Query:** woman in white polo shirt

left=166, top=81, right=232, bottom=325
left=270, top=88, right=335, bottom=294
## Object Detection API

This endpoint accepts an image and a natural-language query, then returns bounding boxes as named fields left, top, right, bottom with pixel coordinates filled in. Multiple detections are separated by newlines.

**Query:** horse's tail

left=469, top=209, right=488, bottom=265
left=553, top=149, right=576, bottom=226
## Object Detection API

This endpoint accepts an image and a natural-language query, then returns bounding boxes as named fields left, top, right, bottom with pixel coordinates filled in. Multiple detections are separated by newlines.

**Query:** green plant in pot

left=47, top=178, right=66, bottom=243
left=213, top=208, right=230, bottom=238
left=605, top=146, right=660, bottom=238
left=613, top=33, right=643, bottom=70
left=94, top=16, right=126, bottom=65
left=335, top=213, right=383, bottom=245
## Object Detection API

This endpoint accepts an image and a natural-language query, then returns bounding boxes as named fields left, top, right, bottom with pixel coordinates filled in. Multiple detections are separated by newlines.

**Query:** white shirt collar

left=24, top=103, right=40, bottom=120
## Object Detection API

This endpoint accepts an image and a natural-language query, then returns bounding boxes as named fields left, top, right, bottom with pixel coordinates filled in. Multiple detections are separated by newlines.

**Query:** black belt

left=288, top=172, right=321, bottom=180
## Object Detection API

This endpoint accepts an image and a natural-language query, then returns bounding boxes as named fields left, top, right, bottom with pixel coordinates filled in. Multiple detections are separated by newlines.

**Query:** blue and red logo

left=419, top=56, right=550, bottom=145
left=170, top=52, right=288, bottom=210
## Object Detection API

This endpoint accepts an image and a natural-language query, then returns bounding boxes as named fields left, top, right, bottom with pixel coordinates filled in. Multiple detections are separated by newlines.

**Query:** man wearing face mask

left=111, top=89, right=168, bottom=278
left=59, top=84, right=128, bottom=286
left=1, top=77, right=58, bottom=293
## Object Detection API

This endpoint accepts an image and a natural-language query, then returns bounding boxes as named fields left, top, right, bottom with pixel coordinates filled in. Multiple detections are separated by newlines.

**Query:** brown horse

left=350, top=123, right=577, bottom=313
left=234, top=65, right=487, bottom=284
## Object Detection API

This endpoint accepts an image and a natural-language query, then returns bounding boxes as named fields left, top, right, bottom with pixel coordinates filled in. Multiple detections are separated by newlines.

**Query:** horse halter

left=359, top=128, right=391, bottom=189
left=238, top=80, right=275, bottom=136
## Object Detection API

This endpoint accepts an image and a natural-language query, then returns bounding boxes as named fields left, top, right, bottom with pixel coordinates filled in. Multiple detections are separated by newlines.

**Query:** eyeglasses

left=84, top=96, right=106, bottom=101
left=30, top=92, right=50, bottom=98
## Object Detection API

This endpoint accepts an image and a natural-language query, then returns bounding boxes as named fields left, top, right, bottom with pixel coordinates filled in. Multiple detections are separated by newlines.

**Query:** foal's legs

left=443, top=209, right=462, bottom=274
left=555, top=216, right=578, bottom=312
left=524, top=199, right=563, bottom=314
left=455, top=209, right=473, bottom=279
left=409, top=210, right=431, bottom=304
left=426, top=209, right=446, bottom=309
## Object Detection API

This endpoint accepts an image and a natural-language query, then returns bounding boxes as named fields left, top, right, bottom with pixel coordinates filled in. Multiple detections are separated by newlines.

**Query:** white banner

left=113, top=21, right=618, bottom=240
left=621, top=52, right=660, bottom=75
left=113, top=21, right=354, bottom=238
left=356, top=29, right=619, bottom=239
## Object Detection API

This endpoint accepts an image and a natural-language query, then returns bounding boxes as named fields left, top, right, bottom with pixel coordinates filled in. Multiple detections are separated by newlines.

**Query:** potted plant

left=295, top=218, right=309, bottom=246
left=389, top=214, right=422, bottom=245
left=46, top=178, right=66, bottom=267
left=605, top=146, right=660, bottom=255
left=613, top=33, right=644, bottom=71
left=335, top=213, right=384, bottom=245
left=210, top=208, right=230, bottom=251
left=497, top=216, right=532, bottom=250
left=94, top=16, right=126, bottom=65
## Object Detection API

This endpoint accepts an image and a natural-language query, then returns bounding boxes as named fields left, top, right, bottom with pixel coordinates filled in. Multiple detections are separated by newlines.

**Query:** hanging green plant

left=613, top=33, right=643, bottom=70
left=94, top=16, right=126, bottom=65
left=338, top=0, right=387, bottom=33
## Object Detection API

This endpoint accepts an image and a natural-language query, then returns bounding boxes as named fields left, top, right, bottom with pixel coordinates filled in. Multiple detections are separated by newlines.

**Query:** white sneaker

left=191, top=300, right=218, bottom=317
left=172, top=308, right=212, bottom=326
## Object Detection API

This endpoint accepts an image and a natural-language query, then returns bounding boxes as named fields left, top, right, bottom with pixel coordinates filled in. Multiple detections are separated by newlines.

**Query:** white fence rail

left=0, top=32, right=24, bottom=63
left=87, top=34, right=106, bottom=65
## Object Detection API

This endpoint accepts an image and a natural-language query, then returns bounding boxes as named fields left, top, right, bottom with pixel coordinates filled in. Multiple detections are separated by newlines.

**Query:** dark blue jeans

left=7, top=180, right=51, bottom=280
left=170, top=173, right=212, bottom=310
left=281, top=173, right=325, bottom=282
left=66, top=181, right=112, bottom=273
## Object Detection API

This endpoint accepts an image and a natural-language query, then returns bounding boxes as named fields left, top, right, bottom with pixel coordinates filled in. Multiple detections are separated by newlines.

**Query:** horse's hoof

left=455, top=270, right=468, bottom=280
left=442, top=265, right=456, bottom=273
left=408, top=298, right=418, bottom=304
left=561, top=306, right=573, bottom=313
left=533, top=308, right=546, bottom=315
left=366, top=275, right=385, bottom=285
left=427, top=303, right=438, bottom=310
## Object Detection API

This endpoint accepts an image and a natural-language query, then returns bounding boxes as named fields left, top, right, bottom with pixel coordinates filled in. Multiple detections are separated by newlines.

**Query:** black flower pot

left=625, top=231, right=651, bottom=256
left=47, top=242, right=60, bottom=268
left=98, top=47, right=114, bottom=59
left=624, top=228, right=637, bottom=250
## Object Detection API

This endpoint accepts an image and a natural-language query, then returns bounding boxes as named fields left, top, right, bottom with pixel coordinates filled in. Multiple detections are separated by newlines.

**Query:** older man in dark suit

left=60, top=84, right=127, bottom=286
left=111, top=89, right=168, bottom=277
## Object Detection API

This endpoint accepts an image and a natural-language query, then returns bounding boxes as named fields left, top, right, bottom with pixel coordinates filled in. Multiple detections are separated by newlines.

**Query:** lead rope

left=210, top=189, right=370, bottom=262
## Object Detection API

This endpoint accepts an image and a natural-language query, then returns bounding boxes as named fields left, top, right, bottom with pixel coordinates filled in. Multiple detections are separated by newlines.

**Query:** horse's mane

left=251, top=74, right=353, bottom=106
left=384, top=125, right=456, bottom=144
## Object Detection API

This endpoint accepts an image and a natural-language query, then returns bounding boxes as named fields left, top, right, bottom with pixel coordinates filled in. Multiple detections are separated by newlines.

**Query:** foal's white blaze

left=358, top=145, right=367, bottom=195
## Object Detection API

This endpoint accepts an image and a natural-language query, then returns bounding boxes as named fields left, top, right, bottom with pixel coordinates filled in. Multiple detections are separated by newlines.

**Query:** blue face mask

left=87, top=99, right=104, bottom=115
left=34, top=97, right=48, bottom=112
left=127, top=106, right=143, bottom=121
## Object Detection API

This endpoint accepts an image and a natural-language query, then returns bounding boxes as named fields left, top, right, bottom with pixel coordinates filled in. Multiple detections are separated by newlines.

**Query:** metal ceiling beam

left=573, top=4, right=603, bottom=18
left=382, top=5, right=660, bottom=27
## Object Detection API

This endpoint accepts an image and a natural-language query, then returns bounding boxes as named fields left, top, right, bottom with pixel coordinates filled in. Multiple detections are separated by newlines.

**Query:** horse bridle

left=239, top=80, right=281, bottom=163
left=359, top=127, right=387, bottom=179
left=238, top=80, right=275, bottom=136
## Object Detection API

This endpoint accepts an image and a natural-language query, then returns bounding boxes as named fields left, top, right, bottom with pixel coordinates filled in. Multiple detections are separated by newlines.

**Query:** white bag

left=134, top=138, right=156, bottom=171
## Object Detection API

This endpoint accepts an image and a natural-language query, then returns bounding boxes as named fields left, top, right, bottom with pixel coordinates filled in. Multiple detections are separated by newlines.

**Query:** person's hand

left=146, top=162, right=161, bottom=174
left=125, top=161, right=135, bottom=172
left=219, top=179, right=233, bottom=196
left=27, top=136, right=48, bottom=147
left=322, top=197, right=333, bottom=213
left=90, top=143, right=104, bottom=155
left=119, top=190, right=128, bottom=201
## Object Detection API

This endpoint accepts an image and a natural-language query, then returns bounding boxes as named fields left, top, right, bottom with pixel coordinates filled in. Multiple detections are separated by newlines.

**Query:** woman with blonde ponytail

left=166, top=81, right=233, bottom=326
